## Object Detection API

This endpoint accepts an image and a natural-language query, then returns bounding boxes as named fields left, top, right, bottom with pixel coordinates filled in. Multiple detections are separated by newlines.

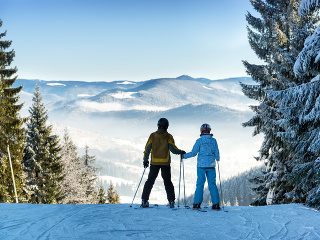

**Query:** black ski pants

left=141, top=164, right=175, bottom=202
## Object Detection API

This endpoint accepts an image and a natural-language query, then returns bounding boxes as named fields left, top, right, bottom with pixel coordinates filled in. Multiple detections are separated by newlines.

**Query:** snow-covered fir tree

left=299, top=0, right=320, bottom=15
left=0, top=19, right=27, bottom=203
left=60, top=130, right=102, bottom=204
left=60, top=129, right=87, bottom=204
left=295, top=0, right=320, bottom=76
left=264, top=0, right=320, bottom=209
left=268, top=81, right=320, bottom=208
left=241, top=0, right=319, bottom=205
left=98, top=185, right=107, bottom=204
left=107, top=181, right=120, bottom=204
left=22, top=85, right=64, bottom=203
left=81, top=145, right=100, bottom=203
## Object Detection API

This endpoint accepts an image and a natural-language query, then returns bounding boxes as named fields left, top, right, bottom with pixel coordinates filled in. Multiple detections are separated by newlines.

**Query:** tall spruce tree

left=242, top=0, right=318, bottom=205
left=81, top=145, right=100, bottom=203
left=107, top=181, right=120, bottom=204
left=268, top=81, right=320, bottom=208
left=60, top=129, right=86, bottom=204
left=0, top=19, right=27, bottom=203
left=60, top=130, right=103, bottom=204
left=98, top=185, right=107, bottom=204
left=22, top=85, right=64, bottom=203
left=264, top=0, right=320, bottom=208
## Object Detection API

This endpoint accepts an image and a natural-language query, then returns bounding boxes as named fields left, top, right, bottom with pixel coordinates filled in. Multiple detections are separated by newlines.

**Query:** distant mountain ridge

left=15, top=78, right=145, bottom=101
left=15, top=75, right=256, bottom=118
left=15, top=75, right=254, bottom=100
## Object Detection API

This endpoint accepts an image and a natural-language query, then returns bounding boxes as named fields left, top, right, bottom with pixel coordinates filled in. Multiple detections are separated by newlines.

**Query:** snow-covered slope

left=1, top=203, right=319, bottom=240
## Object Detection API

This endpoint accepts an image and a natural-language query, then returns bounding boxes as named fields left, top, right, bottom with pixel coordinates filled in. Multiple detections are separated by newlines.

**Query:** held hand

left=180, top=151, right=186, bottom=162
left=143, top=161, right=149, bottom=168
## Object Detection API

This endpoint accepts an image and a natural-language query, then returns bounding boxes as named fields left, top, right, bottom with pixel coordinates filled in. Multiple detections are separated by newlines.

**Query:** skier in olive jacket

left=183, top=123, right=221, bottom=210
left=141, top=118, right=185, bottom=208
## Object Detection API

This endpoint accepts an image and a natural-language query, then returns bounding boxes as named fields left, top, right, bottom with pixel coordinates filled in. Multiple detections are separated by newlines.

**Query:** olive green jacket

left=143, top=130, right=183, bottom=165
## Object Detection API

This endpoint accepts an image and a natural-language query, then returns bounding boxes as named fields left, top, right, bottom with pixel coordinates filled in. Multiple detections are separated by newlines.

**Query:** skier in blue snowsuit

left=182, top=123, right=221, bottom=210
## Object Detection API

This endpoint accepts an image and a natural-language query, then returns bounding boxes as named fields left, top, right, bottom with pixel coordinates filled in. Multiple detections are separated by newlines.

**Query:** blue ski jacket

left=183, top=134, right=220, bottom=168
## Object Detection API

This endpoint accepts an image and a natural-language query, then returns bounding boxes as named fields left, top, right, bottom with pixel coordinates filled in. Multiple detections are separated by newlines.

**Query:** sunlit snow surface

left=110, top=91, right=138, bottom=99
left=117, top=81, right=136, bottom=85
left=46, top=83, right=66, bottom=87
left=0, top=203, right=319, bottom=239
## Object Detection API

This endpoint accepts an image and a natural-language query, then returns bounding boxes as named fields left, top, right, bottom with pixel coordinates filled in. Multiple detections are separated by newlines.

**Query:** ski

left=133, top=206, right=155, bottom=209
left=203, top=206, right=228, bottom=212
left=208, top=207, right=228, bottom=212
left=184, top=206, right=207, bottom=212
left=192, top=208, right=207, bottom=212
left=195, top=209, right=207, bottom=212
left=167, top=205, right=177, bottom=210
left=133, top=204, right=159, bottom=209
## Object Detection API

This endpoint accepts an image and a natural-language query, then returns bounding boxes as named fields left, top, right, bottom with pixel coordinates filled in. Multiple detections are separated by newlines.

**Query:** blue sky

left=1, top=0, right=259, bottom=82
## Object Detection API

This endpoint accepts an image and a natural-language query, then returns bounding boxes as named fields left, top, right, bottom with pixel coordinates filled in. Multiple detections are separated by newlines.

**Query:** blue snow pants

left=194, top=167, right=220, bottom=205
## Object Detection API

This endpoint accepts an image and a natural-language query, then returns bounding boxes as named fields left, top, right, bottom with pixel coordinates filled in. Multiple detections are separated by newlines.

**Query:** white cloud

left=47, top=83, right=66, bottom=86
left=76, top=100, right=170, bottom=112
left=77, top=94, right=93, bottom=98
left=77, top=101, right=125, bottom=112
left=133, top=105, right=169, bottom=111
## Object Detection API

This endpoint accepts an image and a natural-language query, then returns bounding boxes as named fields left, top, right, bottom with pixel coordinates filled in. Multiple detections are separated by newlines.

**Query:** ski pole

left=130, top=166, right=146, bottom=207
left=178, top=155, right=182, bottom=207
left=217, top=160, right=224, bottom=210
left=7, top=145, right=18, bottom=203
left=182, top=157, right=186, bottom=207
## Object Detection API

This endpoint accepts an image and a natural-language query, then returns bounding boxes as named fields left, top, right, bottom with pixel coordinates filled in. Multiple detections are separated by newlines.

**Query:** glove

left=180, top=151, right=186, bottom=161
left=143, top=161, right=149, bottom=168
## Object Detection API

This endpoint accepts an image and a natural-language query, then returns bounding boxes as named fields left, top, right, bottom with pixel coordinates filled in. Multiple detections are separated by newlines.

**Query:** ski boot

left=212, top=203, right=221, bottom=210
left=193, top=203, right=201, bottom=209
left=140, top=200, right=149, bottom=208
left=169, top=201, right=175, bottom=208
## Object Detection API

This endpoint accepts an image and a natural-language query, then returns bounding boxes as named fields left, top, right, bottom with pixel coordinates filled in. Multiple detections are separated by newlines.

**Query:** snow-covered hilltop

left=15, top=75, right=256, bottom=114
left=1, top=203, right=319, bottom=239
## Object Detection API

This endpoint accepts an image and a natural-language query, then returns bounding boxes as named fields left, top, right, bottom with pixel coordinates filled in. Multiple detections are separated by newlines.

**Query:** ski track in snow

left=0, top=203, right=319, bottom=240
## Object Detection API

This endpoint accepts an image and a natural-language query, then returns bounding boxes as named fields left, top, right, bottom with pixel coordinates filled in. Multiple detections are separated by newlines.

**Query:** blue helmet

left=200, top=123, right=211, bottom=133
